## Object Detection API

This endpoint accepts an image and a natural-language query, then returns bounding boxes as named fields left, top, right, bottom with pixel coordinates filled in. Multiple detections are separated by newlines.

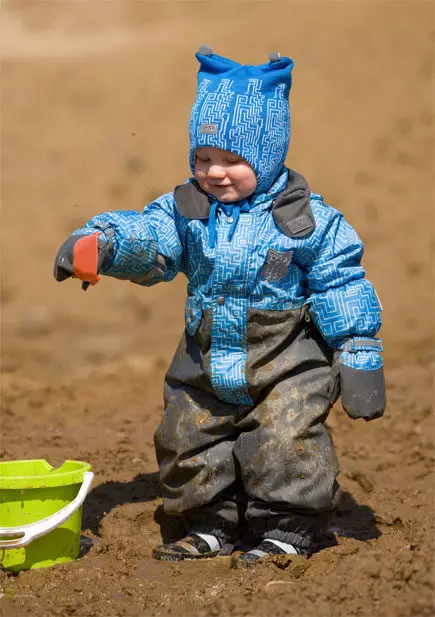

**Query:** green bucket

left=0, top=460, right=93, bottom=572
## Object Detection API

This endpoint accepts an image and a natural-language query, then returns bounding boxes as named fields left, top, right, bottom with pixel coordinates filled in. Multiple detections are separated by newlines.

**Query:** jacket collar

left=174, top=166, right=315, bottom=238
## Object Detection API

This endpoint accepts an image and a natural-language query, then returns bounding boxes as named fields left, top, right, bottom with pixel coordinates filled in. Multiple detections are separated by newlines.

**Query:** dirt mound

left=1, top=2, right=433, bottom=616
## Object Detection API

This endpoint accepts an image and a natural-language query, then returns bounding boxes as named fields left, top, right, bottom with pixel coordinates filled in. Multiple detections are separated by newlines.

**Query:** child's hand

left=53, top=232, right=113, bottom=289
left=331, top=338, right=386, bottom=421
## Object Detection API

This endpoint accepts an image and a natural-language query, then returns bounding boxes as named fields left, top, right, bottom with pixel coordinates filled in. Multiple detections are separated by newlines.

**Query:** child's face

left=194, top=147, right=257, bottom=202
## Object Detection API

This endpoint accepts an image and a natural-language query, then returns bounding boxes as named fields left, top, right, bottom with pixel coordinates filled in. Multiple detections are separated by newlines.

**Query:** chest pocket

left=185, top=295, right=203, bottom=336
left=260, top=248, right=294, bottom=282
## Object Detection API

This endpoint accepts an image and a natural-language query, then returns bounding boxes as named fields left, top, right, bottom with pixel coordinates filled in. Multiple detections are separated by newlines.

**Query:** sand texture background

left=1, top=1, right=434, bottom=616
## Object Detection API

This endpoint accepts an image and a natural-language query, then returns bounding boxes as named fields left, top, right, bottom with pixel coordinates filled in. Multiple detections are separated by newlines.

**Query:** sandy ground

left=1, top=1, right=434, bottom=616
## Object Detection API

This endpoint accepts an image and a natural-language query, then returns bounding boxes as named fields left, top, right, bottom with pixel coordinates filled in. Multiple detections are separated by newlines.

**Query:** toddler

left=54, top=46, right=386, bottom=567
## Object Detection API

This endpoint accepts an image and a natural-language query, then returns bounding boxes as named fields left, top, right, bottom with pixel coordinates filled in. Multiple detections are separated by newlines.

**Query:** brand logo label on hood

left=199, top=123, right=218, bottom=135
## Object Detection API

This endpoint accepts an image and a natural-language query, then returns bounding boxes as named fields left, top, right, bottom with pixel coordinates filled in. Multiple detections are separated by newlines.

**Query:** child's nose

left=208, top=163, right=226, bottom=178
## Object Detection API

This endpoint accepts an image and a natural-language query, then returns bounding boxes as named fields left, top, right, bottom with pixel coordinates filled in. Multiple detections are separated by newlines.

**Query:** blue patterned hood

left=189, top=48, right=294, bottom=195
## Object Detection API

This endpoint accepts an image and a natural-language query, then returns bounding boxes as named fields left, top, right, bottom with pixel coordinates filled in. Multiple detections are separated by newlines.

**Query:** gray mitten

left=54, top=231, right=114, bottom=287
left=331, top=338, right=386, bottom=421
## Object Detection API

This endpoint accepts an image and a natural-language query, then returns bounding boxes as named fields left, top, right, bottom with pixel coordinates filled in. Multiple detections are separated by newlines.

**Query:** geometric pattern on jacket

left=74, top=167, right=382, bottom=405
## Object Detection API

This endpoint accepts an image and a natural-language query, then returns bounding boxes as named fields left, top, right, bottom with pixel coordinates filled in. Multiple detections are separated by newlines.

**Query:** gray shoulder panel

left=174, top=171, right=315, bottom=232
left=174, top=181, right=212, bottom=220
left=272, top=170, right=315, bottom=238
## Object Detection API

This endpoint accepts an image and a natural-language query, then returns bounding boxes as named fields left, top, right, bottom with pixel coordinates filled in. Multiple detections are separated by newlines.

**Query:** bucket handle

left=0, top=471, right=94, bottom=549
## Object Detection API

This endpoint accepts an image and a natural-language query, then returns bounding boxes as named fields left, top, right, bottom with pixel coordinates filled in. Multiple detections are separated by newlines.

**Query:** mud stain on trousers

left=154, top=308, right=340, bottom=546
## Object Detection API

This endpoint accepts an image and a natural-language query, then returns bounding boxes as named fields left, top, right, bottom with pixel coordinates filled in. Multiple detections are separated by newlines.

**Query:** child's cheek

left=194, top=163, right=206, bottom=178
left=194, top=172, right=207, bottom=192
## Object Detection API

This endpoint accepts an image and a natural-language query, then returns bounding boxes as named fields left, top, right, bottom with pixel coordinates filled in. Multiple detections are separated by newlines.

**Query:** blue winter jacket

left=73, top=167, right=383, bottom=406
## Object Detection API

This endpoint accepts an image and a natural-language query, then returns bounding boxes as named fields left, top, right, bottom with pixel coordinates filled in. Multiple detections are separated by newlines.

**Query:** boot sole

left=152, top=547, right=220, bottom=562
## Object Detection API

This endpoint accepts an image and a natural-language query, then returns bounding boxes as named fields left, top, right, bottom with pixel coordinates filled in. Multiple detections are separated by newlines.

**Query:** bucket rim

left=0, top=459, right=92, bottom=489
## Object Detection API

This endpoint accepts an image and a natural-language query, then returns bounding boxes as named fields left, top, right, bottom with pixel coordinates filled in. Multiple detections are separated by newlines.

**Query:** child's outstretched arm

left=54, top=193, right=184, bottom=288
left=306, top=206, right=386, bottom=421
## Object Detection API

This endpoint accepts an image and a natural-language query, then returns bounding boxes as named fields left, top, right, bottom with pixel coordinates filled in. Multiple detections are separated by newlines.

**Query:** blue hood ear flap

left=265, top=56, right=294, bottom=73
left=195, top=47, right=241, bottom=75
left=258, top=55, right=294, bottom=97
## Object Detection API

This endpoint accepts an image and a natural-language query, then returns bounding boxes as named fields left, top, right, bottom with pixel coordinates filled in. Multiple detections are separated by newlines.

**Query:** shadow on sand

left=311, top=491, right=381, bottom=554
left=82, top=471, right=161, bottom=536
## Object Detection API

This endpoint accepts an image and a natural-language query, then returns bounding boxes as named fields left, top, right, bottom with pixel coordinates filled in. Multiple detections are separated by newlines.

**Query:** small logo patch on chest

left=260, top=249, right=293, bottom=282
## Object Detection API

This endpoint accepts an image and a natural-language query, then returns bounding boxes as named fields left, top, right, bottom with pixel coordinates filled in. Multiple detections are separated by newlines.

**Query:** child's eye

left=196, top=156, right=210, bottom=163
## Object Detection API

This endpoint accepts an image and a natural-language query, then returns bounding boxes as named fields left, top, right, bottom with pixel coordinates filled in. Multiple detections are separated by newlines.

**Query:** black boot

left=153, top=532, right=223, bottom=562
left=231, top=537, right=307, bottom=569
